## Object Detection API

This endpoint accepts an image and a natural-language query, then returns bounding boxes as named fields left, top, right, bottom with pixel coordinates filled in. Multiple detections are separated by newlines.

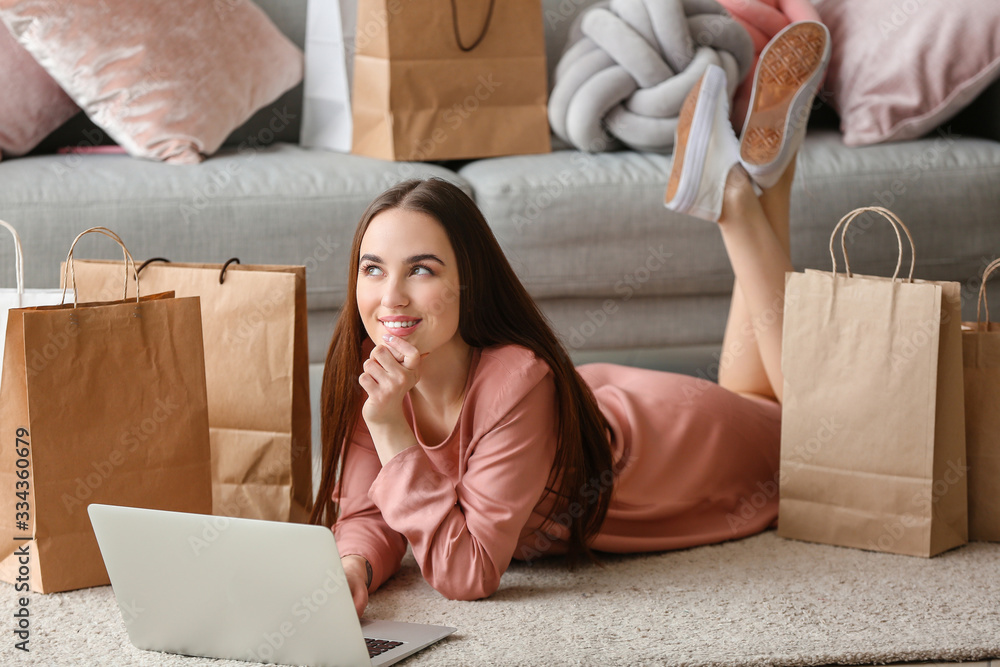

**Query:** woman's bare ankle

left=719, top=165, right=757, bottom=223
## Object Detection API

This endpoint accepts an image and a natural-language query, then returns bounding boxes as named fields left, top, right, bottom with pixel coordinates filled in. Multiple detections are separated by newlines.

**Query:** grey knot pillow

left=549, top=0, right=753, bottom=153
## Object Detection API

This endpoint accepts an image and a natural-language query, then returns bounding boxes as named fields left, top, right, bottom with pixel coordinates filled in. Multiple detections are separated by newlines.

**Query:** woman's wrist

left=342, top=554, right=373, bottom=589
left=366, top=418, right=418, bottom=465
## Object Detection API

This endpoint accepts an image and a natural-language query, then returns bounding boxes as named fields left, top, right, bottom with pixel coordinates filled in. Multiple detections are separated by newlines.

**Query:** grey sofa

left=4, top=0, right=1000, bottom=386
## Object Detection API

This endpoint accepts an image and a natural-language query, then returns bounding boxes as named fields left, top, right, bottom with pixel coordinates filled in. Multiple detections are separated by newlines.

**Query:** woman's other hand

left=341, top=555, right=370, bottom=619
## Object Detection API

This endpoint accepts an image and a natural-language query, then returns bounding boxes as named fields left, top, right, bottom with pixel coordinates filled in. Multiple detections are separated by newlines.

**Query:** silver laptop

left=87, top=503, right=456, bottom=667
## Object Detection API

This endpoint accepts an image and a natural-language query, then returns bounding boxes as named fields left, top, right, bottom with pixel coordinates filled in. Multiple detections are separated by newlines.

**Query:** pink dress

left=333, top=345, right=781, bottom=600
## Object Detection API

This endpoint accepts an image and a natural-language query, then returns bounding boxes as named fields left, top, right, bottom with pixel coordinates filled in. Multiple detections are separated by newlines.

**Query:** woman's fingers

left=352, top=586, right=368, bottom=618
left=363, top=356, right=389, bottom=381
left=368, top=343, right=419, bottom=385
left=370, top=344, right=400, bottom=371
left=360, top=344, right=416, bottom=397
left=382, top=334, right=421, bottom=370
left=358, top=371, right=377, bottom=393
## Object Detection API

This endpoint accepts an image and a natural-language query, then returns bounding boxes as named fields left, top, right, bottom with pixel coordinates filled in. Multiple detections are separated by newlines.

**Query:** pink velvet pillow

left=816, top=0, right=1000, bottom=146
left=0, top=0, right=303, bottom=164
left=0, top=23, right=79, bottom=161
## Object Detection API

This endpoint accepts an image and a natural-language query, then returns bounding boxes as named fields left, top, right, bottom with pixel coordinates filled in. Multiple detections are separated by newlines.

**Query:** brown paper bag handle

left=136, top=256, right=241, bottom=284
left=975, top=257, right=1000, bottom=329
left=219, top=257, right=241, bottom=283
left=137, top=257, right=172, bottom=275
left=828, top=206, right=915, bottom=283
left=61, top=227, right=141, bottom=307
left=450, top=0, right=495, bottom=51
left=1, top=219, right=24, bottom=304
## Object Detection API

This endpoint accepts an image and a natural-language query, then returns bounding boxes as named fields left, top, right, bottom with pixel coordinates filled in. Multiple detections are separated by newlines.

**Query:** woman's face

left=356, top=208, right=463, bottom=356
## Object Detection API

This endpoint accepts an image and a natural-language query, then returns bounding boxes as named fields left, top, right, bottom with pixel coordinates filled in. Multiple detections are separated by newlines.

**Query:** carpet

left=2, top=531, right=999, bottom=667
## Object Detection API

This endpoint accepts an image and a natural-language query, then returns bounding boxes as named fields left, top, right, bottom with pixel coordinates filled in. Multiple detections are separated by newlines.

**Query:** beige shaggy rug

left=1, top=530, right=998, bottom=667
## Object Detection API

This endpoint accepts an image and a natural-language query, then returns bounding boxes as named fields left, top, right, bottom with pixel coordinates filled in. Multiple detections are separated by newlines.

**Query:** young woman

left=310, top=22, right=831, bottom=618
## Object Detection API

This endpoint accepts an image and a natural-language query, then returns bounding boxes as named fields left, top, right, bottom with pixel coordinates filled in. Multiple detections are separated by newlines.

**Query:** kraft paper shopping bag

left=0, top=228, right=212, bottom=593
left=962, top=257, right=1000, bottom=541
left=351, top=0, right=551, bottom=160
left=69, top=258, right=312, bottom=523
left=779, top=207, right=967, bottom=557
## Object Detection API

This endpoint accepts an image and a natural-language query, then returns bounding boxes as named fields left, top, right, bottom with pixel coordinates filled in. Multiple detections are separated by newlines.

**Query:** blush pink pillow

left=0, top=23, right=79, bottom=161
left=0, top=0, right=303, bottom=164
left=816, top=0, right=1000, bottom=146
left=714, top=0, right=821, bottom=128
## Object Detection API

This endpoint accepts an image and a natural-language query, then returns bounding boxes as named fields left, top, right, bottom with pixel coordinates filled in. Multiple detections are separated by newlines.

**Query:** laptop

left=87, top=503, right=456, bottom=667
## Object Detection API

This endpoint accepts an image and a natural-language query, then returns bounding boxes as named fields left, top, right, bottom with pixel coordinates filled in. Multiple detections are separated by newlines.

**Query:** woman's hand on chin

left=359, top=334, right=421, bottom=464
left=359, top=334, right=421, bottom=425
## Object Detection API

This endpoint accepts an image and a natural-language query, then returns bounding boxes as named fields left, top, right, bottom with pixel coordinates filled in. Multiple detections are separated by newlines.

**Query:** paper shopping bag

left=301, top=0, right=354, bottom=152
left=779, top=207, right=967, bottom=557
left=351, top=0, right=551, bottom=160
left=1, top=220, right=72, bottom=388
left=962, top=258, right=1000, bottom=541
left=0, top=228, right=212, bottom=593
left=69, top=258, right=312, bottom=523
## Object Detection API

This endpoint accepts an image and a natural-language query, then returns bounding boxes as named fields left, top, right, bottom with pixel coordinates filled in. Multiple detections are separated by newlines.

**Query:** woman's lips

left=379, top=317, right=421, bottom=337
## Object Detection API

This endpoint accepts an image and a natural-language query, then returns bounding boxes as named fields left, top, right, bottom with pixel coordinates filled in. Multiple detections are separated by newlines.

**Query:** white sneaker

left=663, top=65, right=740, bottom=223
left=739, top=21, right=831, bottom=189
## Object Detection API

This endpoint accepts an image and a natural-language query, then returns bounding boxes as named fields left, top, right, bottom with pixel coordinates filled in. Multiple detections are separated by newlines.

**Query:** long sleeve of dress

left=331, top=421, right=408, bottom=594
left=367, top=353, right=558, bottom=601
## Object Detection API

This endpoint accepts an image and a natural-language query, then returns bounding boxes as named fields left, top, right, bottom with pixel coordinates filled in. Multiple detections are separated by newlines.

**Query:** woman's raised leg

left=714, top=161, right=794, bottom=403
left=716, top=158, right=795, bottom=402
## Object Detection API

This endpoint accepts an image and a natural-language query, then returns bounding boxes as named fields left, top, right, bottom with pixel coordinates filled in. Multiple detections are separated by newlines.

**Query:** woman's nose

left=380, top=276, right=408, bottom=308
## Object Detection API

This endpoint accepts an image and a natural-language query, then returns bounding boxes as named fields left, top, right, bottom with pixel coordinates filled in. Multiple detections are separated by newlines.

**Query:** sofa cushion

left=460, top=148, right=731, bottom=299
left=1, top=0, right=304, bottom=163
left=0, top=143, right=468, bottom=314
left=27, top=0, right=309, bottom=155
left=460, top=129, right=1000, bottom=303
left=0, top=23, right=79, bottom=159
left=817, top=0, right=1000, bottom=147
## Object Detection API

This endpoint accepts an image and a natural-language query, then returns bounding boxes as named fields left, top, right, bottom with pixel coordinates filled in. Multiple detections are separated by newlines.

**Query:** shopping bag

left=779, top=207, right=967, bottom=557
left=69, top=258, right=313, bottom=523
left=351, top=0, right=551, bottom=160
left=0, top=228, right=212, bottom=593
left=962, top=258, right=1000, bottom=541
left=300, top=0, right=354, bottom=152
left=1, top=220, right=72, bottom=385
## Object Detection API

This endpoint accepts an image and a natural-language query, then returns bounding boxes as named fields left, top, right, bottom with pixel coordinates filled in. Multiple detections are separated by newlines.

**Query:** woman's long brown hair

left=308, top=178, right=615, bottom=564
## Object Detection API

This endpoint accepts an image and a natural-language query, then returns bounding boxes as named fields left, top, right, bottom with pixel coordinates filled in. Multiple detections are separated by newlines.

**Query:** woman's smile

left=378, top=316, right=422, bottom=336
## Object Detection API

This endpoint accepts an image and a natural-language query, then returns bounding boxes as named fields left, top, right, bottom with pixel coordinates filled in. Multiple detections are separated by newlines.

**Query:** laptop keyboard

left=365, top=637, right=404, bottom=658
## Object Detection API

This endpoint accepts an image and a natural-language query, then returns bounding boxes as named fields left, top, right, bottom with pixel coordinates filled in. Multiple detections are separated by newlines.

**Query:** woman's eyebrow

left=359, top=252, right=445, bottom=265
left=407, top=253, right=445, bottom=265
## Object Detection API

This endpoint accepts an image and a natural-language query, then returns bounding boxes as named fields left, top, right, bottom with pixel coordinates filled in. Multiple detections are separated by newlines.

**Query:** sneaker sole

left=664, top=67, right=724, bottom=211
left=740, top=22, right=828, bottom=166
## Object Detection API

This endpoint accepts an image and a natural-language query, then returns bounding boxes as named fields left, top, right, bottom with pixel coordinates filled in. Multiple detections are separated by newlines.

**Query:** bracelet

left=344, top=554, right=374, bottom=589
